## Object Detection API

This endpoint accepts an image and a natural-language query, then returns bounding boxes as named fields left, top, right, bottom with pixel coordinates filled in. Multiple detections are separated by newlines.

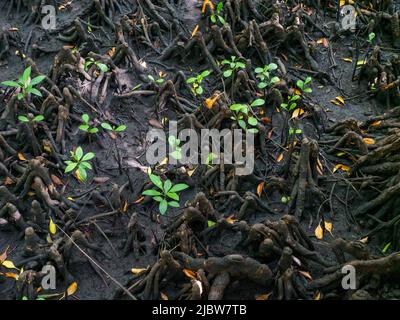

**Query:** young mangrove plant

left=142, top=169, right=189, bottom=215
left=1, top=66, right=45, bottom=100
left=18, top=114, right=44, bottom=124
left=221, top=56, right=246, bottom=78
left=79, top=114, right=99, bottom=134
left=229, top=99, right=265, bottom=133
left=255, top=63, right=280, bottom=89
left=65, top=147, right=95, bottom=182
left=281, top=94, right=301, bottom=112
left=168, top=136, right=183, bottom=160
left=101, top=121, right=127, bottom=173
left=187, top=70, right=211, bottom=96
left=210, top=2, right=225, bottom=25
left=296, top=76, right=313, bottom=94
left=84, top=57, right=109, bottom=73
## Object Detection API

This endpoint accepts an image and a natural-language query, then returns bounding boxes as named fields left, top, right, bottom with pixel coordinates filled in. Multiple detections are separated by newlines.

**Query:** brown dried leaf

left=51, top=174, right=64, bottom=186
left=255, top=293, right=272, bottom=300
left=298, top=270, right=313, bottom=281
left=183, top=269, right=197, bottom=279
left=149, top=118, right=163, bottom=129
left=256, top=182, right=264, bottom=197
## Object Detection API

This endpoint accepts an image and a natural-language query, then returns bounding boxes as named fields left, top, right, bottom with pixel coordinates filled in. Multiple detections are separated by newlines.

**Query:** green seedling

left=18, top=114, right=44, bottom=124
left=229, top=99, right=264, bottom=133
left=221, top=56, right=246, bottom=78
left=1, top=66, right=45, bottom=101
left=168, top=136, right=182, bottom=160
left=255, top=63, right=280, bottom=89
left=64, top=147, right=95, bottom=182
left=84, top=57, right=109, bottom=73
left=79, top=114, right=99, bottom=134
left=210, top=2, right=225, bottom=25
left=296, top=76, right=313, bottom=94
left=187, top=70, right=211, bottom=96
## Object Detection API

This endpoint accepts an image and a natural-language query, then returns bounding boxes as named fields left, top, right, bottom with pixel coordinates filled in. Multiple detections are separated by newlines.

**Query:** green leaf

left=248, top=128, right=259, bottom=134
left=238, top=119, right=247, bottom=130
left=168, top=201, right=180, bottom=208
left=218, top=16, right=225, bottom=25
left=101, top=123, right=113, bottom=131
left=82, top=114, right=90, bottom=123
left=236, top=62, right=246, bottom=69
left=78, top=166, right=87, bottom=181
left=208, top=220, right=216, bottom=227
left=223, top=70, right=233, bottom=78
left=80, top=162, right=92, bottom=170
left=29, top=75, right=46, bottom=86
left=255, top=67, right=264, bottom=74
left=164, top=180, right=172, bottom=192
left=149, top=174, right=163, bottom=190
left=217, top=2, right=223, bottom=12
left=258, top=82, right=267, bottom=89
left=304, top=88, right=313, bottom=93
left=1, top=81, right=20, bottom=88
left=115, top=125, right=126, bottom=132
left=296, top=80, right=304, bottom=89
left=29, top=88, right=42, bottom=97
left=159, top=200, right=168, bottom=215
left=169, top=183, right=189, bottom=193
left=268, top=63, right=278, bottom=70
left=201, top=70, right=210, bottom=78
left=17, top=93, right=25, bottom=100
left=186, top=77, right=196, bottom=84
left=22, top=66, right=31, bottom=84
left=142, top=189, right=162, bottom=197
left=195, top=86, right=203, bottom=95
left=81, top=152, right=95, bottom=161
left=18, top=115, right=29, bottom=123
left=382, top=242, right=391, bottom=253
left=270, top=76, right=280, bottom=84
left=248, top=117, right=258, bottom=126
left=170, top=151, right=182, bottom=160
left=65, top=162, right=77, bottom=173
left=33, top=115, right=44, bottom=122
left=154, top=196, right=163, bottom=202
left=230, top=103, right=244, bottom=112
left=97, top=63, right=109, bottom=73
left=210, top=15, right=217, bottom=23
left=251, top=99, right=265, bottom=107
left=221, top=60, right=230, bottom=65
left=89, top=128, right=99, bottom=134
left=166, top=192, right=179, bottom=201
left=75, top=147, right=83, bottom=161
left=79, top=124, right=89, bottom=131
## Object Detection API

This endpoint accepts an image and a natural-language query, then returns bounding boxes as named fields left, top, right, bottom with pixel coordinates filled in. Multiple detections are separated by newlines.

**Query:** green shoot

left=64, top=147, right=95, bottom=182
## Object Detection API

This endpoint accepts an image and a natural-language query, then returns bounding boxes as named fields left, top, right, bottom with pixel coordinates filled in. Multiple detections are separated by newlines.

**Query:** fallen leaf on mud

left=299, top=271, right=313, bottom=281
left=317, top=38, right=329, bottom=47
left=201, top=0, right=214, bottom=12
left=0, top=272, right=19, bottom=280
left=191, top=25, right=199, bottom=38
left=363, top=138, right=375, bottom=145
left=291, top=108, right=305, bottom=119
left=66, top=282, right=78, bottom=296
left=133, top=196, right=144, bottom=204
left=342, top=58, right=353, bottom=63
left=277, top=153, right=284, bottom=162
left=324, top=221, right=333, bottom=236
left=360, top=237, right=369, bottom=244
left=187, top=167, right=197, bottom=177
left=18, top=153, right=26, bottom=161
left=131, top=268, right=147, bottom=274
left=75, top=170, right=84, bottom=183
left=261, top=117, right=271, bottom=124
left=226, top=216, right=236, bottom=224
left=336, top=152, right=346, bottom=157
left=314, top=291, right=321, bottom=300
left=2, top=260, right=18, bottom=270
left=256, top=293, right=272, bottom=300
left=122, top=201, right=129, bottom=213
left=293, top=88, right=302, bottom=96
left=4, top=177, right=14, bottom=185
left=183, top=269, right=197, bottom=279
left=370, top=120, right=381, bottom=127
left=149, top=118, right=163, bottom=129
left=160, top=292, right=169, bottom=300
left=93, top=177, right=111, bottom=184
left=382, top=242, right=391, bottom=254
left=357, top=60, right=367, bottom=66
left=49, top=218, right=57, bottom=236
left=330, top=96, right=345, bottom=106
left=315, top=224, right=324, bottom=240
left=333, top=164, right=351, bottom=173
left=256, top=182, right=264, bottom=197
left=126, top=159, right=149, bottom=173
left=316, top=158, right=323, bottom=175
left=51, top=174, right=64, bottom=186
left=205, top=94, right=220, bottom=109
left=107, top=47, right=116, bottom=57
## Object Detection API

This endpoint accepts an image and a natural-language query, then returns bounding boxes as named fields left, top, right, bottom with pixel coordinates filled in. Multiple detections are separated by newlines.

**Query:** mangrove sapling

left=64, top=147, right=95, bottom=182
left=255, top=63, right=280, bottom=90
left=229, top=99, right=265, bottom=133
left=1, top=66, right=45, bottom=101
left=101, top=122, right=126, bottom=173
left=84, top=57, right=109, bottom=74
left=17, top=114, right=44, bottom=156
left=18, top=114, right=44, bottom=125
left=79, top=114, right=99, bottom=144
left=186, top=70, right=211, bottom=96
left=296, top=76, right=313, bottom=94
left=221, top=56, right=246, bottom=79
left=210, top=2, right=225, bottom=25
left=168, top=136, right=183, bottom=161
left=148, top=73, right=166, bottom=86
left=142, top=169, right=189, bottom=215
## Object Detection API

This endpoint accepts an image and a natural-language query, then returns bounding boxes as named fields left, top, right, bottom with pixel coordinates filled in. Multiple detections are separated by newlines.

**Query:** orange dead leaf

left=370, top=121, right=381, bottom=127
left=131, top=268, right=147, bottom=274
left=18, top=153, right=26, bottom=161
left=160, top=292, right=169, bottom=300
left=183, top=269, right=197, bottom=279
left=256, top=182, right=264, bottom=197
left=291, top=108, right=305, bottom=119
left=204, top=93, right=220, bottom=110
left=261, top=117, right=271, bottom=124
left=277, top=153, right=284, bottom=162
left=66, top=282, right=78, bottom=296
left=298, top=270, right=313, bottom=281
left=0, top=272, right=19, bottom=280
left=363, top=138, right=375, bottom=145
left=333, top=164, right=351, bottom=173
left=293, top=88, right=302, bottom=96
left=122, top=201, right=129, bottom=213
left=133, top=196, right=145, bottom=204
left=107, top=47, right=116, bottom=57
left=256, top=293, right=272, bottom=300
left=201, top=0, right=214, bottom=12
left=191, top=24, right=199, bottom=38
left=317, top=38, right=329, bottom=47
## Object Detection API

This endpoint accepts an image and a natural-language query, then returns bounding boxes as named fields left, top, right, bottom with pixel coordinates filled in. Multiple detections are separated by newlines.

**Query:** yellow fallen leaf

left=131, top=268, right=147, bottom=274
left=333, top=164, right=351, bottom=173
left=187, top=167, right=197, bottom=177
left=201, top=0, right=214, bottom=13
left=66, top=282, right=78, bottom=296
left=293, top=88, right=302, bottom=96
left=183, top=269, right=197, bottom=279
left=314, top=291, right=321, bottom=300
left=160, top=292, right=169, bottom=300
left=18, top=153, right=26, bottom=161
left=298, top=270, right=313, bottom=281
left=226, top=216, right=236, bottom=224
left=324, top=221, right=333, bottom=236
left=204, top=93, right=221, bottom=110
left=363, top=138, right=375, bottom=145
left=49, top=218, right=57, bottom=236
left=0, top=272, right=19, bottom=280
left=291, top=108, right=304, bottom=119
left=2, top=260, right=18, bottom=270
left=256, top=293, right=272, bottom=300
left=336, top=152, right=346, bottom=157
left=67, top=197, right=74, bottom=201
left=315, top=224, right=324, bottom=240
left=357, top=60, right=367, bottom=66
left=107, top=47, right=116, bottom=57
left=159, top=157, right=168, bottom=166
left=370, top=120, right=381, bottom=127
left=335, top=96, right=345, bottom=105
left=256, top=182, right=264, bottom=197
left=191, top=25, right=199, bottom=38
left=342, top=58, right=353, bottom=63
left=277, top=153, right=284, bottom=162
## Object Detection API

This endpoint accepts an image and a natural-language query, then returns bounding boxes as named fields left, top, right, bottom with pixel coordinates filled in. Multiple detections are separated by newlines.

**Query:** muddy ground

left=0, top=0, right=400, bottom=300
